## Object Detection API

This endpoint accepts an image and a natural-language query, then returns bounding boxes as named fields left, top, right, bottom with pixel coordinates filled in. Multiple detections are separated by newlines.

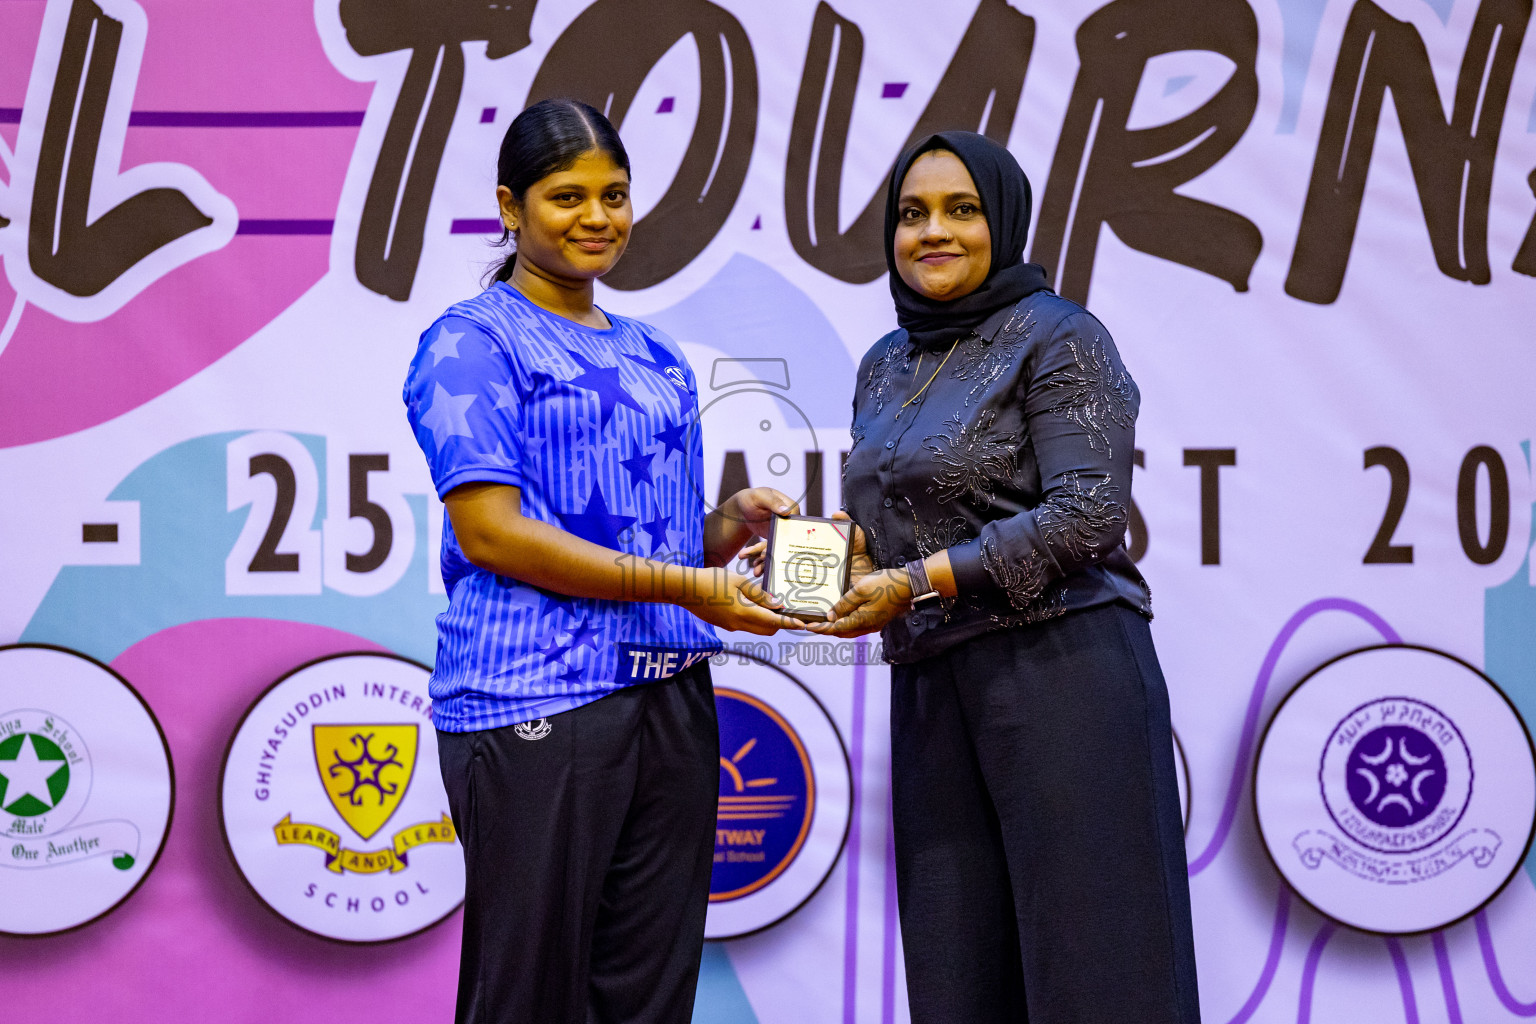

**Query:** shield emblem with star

left=312, top=725, right=418, bottom=841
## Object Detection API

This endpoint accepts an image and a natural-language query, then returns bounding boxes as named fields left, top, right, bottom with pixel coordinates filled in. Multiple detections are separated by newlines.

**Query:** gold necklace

left=897, top=337, right=961, bottom=415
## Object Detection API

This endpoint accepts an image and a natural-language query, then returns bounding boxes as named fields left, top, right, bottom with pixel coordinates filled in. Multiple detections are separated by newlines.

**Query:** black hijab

left=885, top=131, right=1050, bottom=352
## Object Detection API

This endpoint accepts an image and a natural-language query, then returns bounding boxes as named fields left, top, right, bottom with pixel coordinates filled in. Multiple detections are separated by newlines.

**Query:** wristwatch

left=904, top=558, right=941, bottom=606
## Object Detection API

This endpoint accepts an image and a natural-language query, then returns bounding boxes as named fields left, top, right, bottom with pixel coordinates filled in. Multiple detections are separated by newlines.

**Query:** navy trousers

left=436, top=663, right=719, bottom=1024
left=890, top=604, right=1200, bottom=1023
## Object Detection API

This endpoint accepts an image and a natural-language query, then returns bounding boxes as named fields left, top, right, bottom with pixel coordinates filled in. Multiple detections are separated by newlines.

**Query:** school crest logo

left=1318, top=698, right=1474, bottom=858
left=221, top=653, right=463, bottom=942
left=1255, top=645, right=1536, bottom=933
left=1, top=711, right=87, bottom=827
left=314, top=726, right=418, bottom=841
left=0, top=645, right=174, bottom=935
left=705, top=652, right=850, bottom=939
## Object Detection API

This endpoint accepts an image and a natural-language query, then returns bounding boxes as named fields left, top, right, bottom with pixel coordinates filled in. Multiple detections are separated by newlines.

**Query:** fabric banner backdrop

left=3, top=0, right=1536, bottom=1020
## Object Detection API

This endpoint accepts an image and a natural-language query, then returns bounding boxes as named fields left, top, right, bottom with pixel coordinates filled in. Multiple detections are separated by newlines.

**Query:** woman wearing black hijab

left=811, top=132, right=1200, bottom=1021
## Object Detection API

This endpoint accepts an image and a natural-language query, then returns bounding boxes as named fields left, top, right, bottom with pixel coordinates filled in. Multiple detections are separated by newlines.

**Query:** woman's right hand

left=805, top=566, right=912, bottom=638
left=831, top=512, right=874, bottom=587
left=681, top=568, right=805, bottom=636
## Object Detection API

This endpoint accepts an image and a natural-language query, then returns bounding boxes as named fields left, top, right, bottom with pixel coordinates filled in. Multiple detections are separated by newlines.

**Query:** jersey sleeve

left=403, top=314, right=526, bottom=499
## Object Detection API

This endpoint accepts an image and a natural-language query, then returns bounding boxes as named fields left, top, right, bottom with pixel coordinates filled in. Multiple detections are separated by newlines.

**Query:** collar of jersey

left=494, top=280, right=621, bottom=336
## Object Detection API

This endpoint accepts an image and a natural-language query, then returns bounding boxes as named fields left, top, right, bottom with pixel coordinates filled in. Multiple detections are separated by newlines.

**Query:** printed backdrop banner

left=2, top=0, right=1536, bottom=1020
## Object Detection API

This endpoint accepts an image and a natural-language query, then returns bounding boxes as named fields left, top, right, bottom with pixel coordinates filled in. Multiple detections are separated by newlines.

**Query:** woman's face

left=892, top=149, right=991, bottom=302
left=497, top=149, right=632, bottom=284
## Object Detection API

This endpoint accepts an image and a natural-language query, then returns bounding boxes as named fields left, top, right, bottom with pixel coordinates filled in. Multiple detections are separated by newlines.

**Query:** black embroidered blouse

left=843, top=291, right=1152, bottom=664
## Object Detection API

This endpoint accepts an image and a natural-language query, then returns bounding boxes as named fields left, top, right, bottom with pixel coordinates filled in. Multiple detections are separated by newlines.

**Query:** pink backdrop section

left=0, top=0, right=370, bottom=447
left=0, top=3, right=43, bottom=160
left=0, top=618, right=459, bottom=1023
left=131, top=2, right=369, bottom=111
left=0, top=237, right=333, bottom=446
left=0, top=236, right=333, bottom=448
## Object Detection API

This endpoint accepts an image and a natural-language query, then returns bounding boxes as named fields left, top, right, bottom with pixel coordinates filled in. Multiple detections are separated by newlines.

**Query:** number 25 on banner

left=224, top=432, right=435, bottom=598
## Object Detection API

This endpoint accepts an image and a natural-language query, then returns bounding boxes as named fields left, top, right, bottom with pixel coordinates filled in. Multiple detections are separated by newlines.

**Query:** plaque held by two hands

left=762, top=515, right=853, bottom=622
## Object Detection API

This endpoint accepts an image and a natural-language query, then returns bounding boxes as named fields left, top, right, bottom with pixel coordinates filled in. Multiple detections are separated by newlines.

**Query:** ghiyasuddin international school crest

left=221, top=653, right=464, bottom=943
left=273, top=724, right=455, bottom=875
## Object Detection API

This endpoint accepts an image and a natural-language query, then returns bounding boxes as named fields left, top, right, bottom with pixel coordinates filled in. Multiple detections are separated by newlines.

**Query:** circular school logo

left=220, top=653, right=464, bottom=943
left=2, top=711, right=88, bottom=828
left=0, top=644, right=174, bottom=935
left=1321, top=699, right=1471, bottom=854
left=705, top=653, right=850, bottom=939
left=1255, top=645, right=1536, bottom=934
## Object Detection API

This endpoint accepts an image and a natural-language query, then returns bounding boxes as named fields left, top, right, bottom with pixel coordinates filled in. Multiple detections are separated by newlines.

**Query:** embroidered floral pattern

left=986, top=585, right=1069, bottom=627
left=1043, top=337, right=1134, bottom=454
left=980, top=537, right=1050, bottom=611
left=998, top=303, right=1032, bottom=338
left=1033, top=584, right=1069, bottom=623
left=913, top=513, right=973, bottom=558
left=922, top=411, right=1018, bottom=507
left=898, top=500, right=971, bottom=622
left=864, top=522, right=886, bottom=570
left=951, top=308, right=1032, bottom=404
left=1035, top=473, right=1128, bottom=560
left=863, top=334, right=908, bottom=415
left=842, top=424, right=865, bottom=492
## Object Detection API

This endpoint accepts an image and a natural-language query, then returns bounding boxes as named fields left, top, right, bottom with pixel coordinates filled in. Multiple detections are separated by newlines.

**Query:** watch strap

left=906, top=558, right=941, bottom=605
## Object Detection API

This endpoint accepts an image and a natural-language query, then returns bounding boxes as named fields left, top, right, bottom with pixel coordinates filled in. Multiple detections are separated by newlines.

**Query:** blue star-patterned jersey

left=403, top=282, right=722, bottom=732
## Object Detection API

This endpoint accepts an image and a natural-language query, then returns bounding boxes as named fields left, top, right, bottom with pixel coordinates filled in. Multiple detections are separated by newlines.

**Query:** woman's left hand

left=806, top=567, right=913, bottom=638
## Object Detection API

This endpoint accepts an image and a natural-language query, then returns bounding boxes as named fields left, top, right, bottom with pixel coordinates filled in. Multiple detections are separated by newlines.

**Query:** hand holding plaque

left=762, top=515, right=853, bottom=622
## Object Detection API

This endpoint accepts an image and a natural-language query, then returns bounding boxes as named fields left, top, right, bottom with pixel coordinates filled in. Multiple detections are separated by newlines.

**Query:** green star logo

left=0, top=732, right=71, bottom=816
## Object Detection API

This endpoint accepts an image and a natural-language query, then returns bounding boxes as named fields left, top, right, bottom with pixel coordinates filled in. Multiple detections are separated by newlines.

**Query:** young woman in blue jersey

left=810, top=133, right=1200, bottom=1022
left=403, top=99, right=800, bottom=1024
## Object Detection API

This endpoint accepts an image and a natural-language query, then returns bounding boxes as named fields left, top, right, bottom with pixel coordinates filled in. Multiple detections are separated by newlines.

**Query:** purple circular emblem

left=1344, top=725, right=1447, bottom=827
left=1320, top=696, right=1473, bottom=855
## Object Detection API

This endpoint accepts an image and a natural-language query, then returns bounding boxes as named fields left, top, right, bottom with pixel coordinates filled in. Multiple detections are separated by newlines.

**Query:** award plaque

left=763, top=515, right=853, bottom=621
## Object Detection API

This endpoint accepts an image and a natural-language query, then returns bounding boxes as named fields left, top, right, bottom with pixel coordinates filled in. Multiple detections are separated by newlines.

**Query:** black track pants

left=891, top=604, right=1201, bottom=1023
left=436, top=664, right=719, bottom=1024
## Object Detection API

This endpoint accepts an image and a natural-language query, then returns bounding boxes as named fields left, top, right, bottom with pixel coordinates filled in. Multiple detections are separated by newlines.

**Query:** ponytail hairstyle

left=487, top=98, right=632, bottom=285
